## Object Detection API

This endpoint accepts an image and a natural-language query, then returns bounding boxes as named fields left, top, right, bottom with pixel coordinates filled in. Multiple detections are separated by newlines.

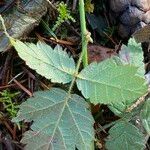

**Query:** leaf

left=11, top=39, right=75, bottom=84
left=140, top=99, right=150, bottom=135
left=108, top=98, right=143, bottom=116
left=106, top=121, right=145, bottom=150
left=76, top=57, right=147, bottom=104
left=108, top=102, right=129, bottom=116
left=119, top=38, right=145, bottom=76
left=13, top=88, right=94, bottom=150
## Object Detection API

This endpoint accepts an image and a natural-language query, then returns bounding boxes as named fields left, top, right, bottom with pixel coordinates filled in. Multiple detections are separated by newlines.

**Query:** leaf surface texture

left=76, top=58, right=147, bottom=104
left=106, top=121, right=145, bottom=150
left=140, top=99, right=150, bottom=135
left=13, top=88, right=94, bottom=150
left=11, top=40, right=75, bottom=83
left=119, top=38, right=144, bottom=76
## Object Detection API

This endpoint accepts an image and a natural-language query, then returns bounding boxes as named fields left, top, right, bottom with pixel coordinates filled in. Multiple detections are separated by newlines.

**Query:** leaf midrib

left=77, top=74, right=145, bottom=95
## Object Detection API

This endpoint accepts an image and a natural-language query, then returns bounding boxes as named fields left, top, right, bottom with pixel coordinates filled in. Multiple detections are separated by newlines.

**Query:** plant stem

left=68, top=50, right=84, bottom=94
left=79, top=0, right=88, bottom=67
left=68, top=0, right=90, bottom=93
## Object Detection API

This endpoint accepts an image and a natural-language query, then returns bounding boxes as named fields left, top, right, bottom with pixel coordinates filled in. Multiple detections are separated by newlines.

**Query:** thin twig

left=13, top=79, right=33, bottom=97
left=126, top=87, right=150, bottom=112
left=8, top=72, right=24, bottom=84
left=0, top=80, right=26, bottom=90
left=45, top=0, right=57, bottom=10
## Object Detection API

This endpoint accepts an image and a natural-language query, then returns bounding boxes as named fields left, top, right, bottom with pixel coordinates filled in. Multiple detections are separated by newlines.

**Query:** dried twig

left=13, top=78, right=33, bottom=97
left=126, top=87, right=150, bottom=112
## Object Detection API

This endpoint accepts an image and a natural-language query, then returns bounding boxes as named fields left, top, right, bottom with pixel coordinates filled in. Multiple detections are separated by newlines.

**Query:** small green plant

left=52, top=2, right=75, bottom=31
left=0, top=90, right=19, bottom=118
left=8, top=37, right=149, bottom=150
left=0, top=0, right=149, bottom=149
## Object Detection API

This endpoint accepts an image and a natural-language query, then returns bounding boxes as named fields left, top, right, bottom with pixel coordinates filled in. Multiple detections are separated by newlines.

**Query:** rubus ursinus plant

left=0, top=0, right=150, bottom=150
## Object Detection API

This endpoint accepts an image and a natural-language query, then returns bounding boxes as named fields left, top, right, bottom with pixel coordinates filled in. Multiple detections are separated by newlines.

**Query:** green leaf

left=108, top=102, right=128, bottom=116
left=13, top=88, right=94, bottom=150
left=11, top=39, right=75, bottom=84
left=108, top=100, right=143, bottom=117
left=119, top=38, right=145, bottom=76
left=140, top=99, right=150, bottom=135
left=76, top=58, right=147, bottom=104
left=106, top=121, right=145, bottom=150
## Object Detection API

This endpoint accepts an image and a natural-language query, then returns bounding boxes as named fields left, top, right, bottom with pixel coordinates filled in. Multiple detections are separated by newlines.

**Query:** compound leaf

left=11, top=39, right=75, bottom=84
left=76, top=58, right=147, bottom=104
left=106, top=121, right=145, bottom=150
left=13, top=88, right=94, bottom=150
left=140, top=99, right=150, bottom=135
